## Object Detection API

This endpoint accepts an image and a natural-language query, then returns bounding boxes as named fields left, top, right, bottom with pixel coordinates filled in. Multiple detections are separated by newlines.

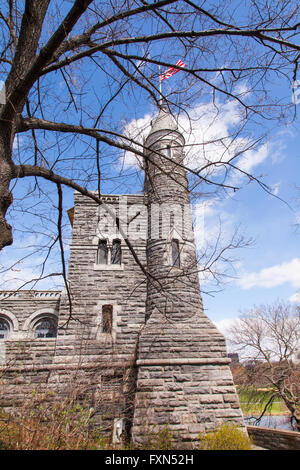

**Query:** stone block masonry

left=133, top=363, right=243, bottom=447
left=131, top=106, right=246, bottom=447
left=0, top=106, right=246, bottom=447
left=247, top=426, right=300, bottom=450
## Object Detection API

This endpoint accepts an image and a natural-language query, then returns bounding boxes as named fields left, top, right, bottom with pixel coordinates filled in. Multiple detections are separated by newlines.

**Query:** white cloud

left=271, top=182, right=280, bottom=196
left=193, top=200, right=217, bottom=248
left=12, top=134, right=23, bottom=150
left=120, top=99, right=247, bottom=170
left=213, top=317, right=240, bottom=336
left=120, top=113, right=153, bottom=168
left=289, top=292, right=300, bottom=303
left=0, top=265, right=43, bottom=290
left=120, top=97, right=282, bottom=193
left=193, top=201, right=236, bottom=253
left=233, top=82, right=252, bottom=97
left=235, top=142, right=270, bottom=174
left=228, top=139, right=285, bottom=189
left=236, top=258, right=300, bottom=290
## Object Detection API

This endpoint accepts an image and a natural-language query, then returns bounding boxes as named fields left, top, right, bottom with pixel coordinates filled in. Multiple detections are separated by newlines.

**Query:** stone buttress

left=131, top=106, right=245, bottom=447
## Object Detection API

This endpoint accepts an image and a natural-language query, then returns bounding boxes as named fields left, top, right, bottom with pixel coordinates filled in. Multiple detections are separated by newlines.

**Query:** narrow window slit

left=171, top=239, right=180, bottom=267
left=102, top=305, right=113, bottom=333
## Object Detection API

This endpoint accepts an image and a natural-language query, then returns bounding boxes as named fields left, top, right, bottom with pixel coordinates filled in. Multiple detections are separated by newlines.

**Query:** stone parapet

left=247, top=425, right=300, bottom=450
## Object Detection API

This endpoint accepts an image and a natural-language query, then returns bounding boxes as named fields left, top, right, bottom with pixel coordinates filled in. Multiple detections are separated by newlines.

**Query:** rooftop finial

left=159, top=97, right=168, bottom=111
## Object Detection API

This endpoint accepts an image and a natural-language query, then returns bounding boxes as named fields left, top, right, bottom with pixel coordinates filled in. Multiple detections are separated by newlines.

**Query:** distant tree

left=228, top=302, right=300, bottom=430
left=230, top=364, right=249, bottom=387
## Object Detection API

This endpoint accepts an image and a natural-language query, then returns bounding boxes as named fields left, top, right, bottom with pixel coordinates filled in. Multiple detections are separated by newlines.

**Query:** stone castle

left=0, top=106, right=245, bottom=447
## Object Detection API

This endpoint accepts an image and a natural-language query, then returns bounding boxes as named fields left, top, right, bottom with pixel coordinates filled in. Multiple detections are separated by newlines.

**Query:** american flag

left=159, top=59, right=187, bottom=81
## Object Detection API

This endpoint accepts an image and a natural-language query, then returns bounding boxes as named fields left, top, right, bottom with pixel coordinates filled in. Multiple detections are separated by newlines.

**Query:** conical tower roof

left=148, top=104, right=178, bottom=136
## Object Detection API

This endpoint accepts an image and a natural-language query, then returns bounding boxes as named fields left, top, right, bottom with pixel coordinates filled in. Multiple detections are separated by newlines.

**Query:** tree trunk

left=291, top=408, right=300, bottom=432
left=0, top=2, right=51, bottom=251
left=0, top=125, right=14, bottom=250
left=278, top=387, right=300, bottom=432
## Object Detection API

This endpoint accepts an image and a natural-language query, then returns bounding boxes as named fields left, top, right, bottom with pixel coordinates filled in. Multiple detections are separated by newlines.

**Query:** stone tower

left=132, top=105, right=245, bottom=447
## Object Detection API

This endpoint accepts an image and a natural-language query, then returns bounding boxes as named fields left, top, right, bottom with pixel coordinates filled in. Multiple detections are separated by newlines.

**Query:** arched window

left=111, top=240, right=121, bottom=265
left=34, top=317, right=57, bottom=338
left=0, top=317, right=10, bottom=339
left=171, top=239, right=180, bottom=267
left=97, top=240, right=108, bottom=264
left=102, top=305, right=113, bottom=333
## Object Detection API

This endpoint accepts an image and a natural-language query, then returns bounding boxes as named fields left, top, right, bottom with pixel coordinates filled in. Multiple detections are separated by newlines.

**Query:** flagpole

left=158, top=64, right=162, bottom=107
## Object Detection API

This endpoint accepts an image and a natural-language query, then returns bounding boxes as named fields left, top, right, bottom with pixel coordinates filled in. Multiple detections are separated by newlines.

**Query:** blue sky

left=201, top=120, right=300, bottom=333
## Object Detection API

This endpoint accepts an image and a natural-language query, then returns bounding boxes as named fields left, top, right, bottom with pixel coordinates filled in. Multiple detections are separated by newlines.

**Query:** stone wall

left=0, top=193, right=149, bottom=435
left=133, top=361, right=243, bottom=448
left=49, top=193, right=148, bottom=433
left=52, top=192, right=148, bottom=365
left=0, top=291, right=60, bottom=410
left=0, top=290, right=60, bottom=367
left=247, top=425, right=300, bottom=450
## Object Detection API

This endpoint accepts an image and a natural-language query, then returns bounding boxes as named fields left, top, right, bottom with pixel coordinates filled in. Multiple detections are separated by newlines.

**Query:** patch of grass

left=238, top=388, right=289, bottom=416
